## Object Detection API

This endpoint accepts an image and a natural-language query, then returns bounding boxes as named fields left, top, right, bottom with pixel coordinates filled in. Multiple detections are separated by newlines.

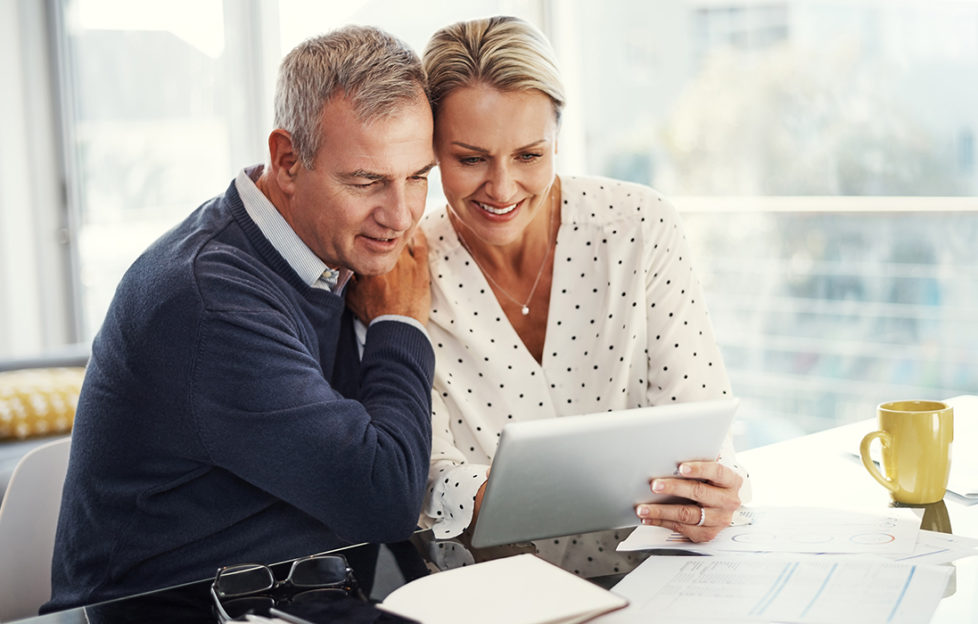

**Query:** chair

left=0, top=437, right=70, bottom=622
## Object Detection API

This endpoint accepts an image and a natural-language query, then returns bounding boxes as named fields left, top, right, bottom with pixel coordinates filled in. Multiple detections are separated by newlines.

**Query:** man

left=44, top=26, right=436, bottom=612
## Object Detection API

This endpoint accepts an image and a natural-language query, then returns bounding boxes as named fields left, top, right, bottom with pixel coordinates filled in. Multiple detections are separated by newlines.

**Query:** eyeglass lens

left=289, top=556, right=349, bottom=587
left=291, top=587, right=351, bottom=603
left=221, top=595, right=275, bottom=619
left=216, top=564, right=275, bottom=597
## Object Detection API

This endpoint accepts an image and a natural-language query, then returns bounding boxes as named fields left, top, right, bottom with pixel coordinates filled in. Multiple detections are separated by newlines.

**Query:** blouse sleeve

left=419, top=389, right=488, bottom=537
left=641, top=193, right=751, bottom=501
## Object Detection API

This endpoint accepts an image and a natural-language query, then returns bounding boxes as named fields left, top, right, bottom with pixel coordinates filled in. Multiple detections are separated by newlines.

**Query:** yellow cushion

left=0, top=367, right=86, bottom=440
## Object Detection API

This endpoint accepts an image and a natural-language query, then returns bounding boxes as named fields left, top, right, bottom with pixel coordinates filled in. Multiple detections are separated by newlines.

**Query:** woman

left=418, top=16, right=748, bottom=543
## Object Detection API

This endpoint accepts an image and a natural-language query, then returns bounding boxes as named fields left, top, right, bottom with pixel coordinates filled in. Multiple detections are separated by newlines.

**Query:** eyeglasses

left=210, top=554, right=357, bottom=622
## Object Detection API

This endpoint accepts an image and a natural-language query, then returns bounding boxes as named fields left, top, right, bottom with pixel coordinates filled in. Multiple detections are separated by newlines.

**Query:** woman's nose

left=485, top=162, right=517, bottom=201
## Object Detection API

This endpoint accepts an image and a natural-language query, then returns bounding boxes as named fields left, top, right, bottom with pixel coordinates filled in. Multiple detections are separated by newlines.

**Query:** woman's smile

left=476, top=200, right=520, bottom=216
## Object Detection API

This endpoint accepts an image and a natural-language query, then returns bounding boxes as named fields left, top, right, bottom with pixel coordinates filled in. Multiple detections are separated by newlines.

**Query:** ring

left=695, top=506, right=706, bottom=527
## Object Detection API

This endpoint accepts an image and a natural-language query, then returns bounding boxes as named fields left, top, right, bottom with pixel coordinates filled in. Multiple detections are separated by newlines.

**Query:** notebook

left=378, top=554, right=628, bottom=624
left=470, top=398, right=739, bottom=548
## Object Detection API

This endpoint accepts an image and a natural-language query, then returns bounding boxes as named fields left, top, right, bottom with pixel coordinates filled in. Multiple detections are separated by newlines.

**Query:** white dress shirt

left=235, top=166, right=427, bottom=338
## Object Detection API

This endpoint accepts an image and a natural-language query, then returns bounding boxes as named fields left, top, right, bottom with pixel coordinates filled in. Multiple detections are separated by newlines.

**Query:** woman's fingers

left=677, top=460, right=743, bottom=489
left=634, top=460, right=744, bottom=542
left=635, top=502, right=731, bottom=542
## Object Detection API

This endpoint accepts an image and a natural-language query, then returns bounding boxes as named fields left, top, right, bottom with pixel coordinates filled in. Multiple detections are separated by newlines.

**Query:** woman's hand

left=634, top=460, right=743, bottom=542
left=346, top=229, right=430, bottom=325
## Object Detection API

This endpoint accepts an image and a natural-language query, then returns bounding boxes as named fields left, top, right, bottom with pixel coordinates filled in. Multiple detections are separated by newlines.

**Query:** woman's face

left=434, top=83, right=558, bottom=248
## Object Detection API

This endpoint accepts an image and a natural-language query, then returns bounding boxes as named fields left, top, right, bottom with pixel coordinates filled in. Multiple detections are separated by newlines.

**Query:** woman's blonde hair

left=423, top=16, right=565, bottom=123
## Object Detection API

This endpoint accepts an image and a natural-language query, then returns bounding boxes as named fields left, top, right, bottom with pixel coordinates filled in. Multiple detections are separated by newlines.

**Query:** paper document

left=608, top=556, right=952, bottom=624
left=618, top=506, right=922, bottom=554
left=893, top=529, right=978, bottom=565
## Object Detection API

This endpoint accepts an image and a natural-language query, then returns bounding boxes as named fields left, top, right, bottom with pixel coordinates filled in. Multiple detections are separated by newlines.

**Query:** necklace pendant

left=521, top=305, right=530, bottom=316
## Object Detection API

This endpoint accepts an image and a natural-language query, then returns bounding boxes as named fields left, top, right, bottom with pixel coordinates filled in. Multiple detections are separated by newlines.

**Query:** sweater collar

left=235, top=165, right=350, bottom=292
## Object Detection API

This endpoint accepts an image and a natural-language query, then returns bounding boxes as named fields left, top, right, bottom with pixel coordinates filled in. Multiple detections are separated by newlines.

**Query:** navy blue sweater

left=44, top=179, right=433, bottom=611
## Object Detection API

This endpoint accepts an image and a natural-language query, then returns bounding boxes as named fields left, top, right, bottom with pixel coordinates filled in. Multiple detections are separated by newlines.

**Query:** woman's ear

left=268, top=129, right=301, bottom=194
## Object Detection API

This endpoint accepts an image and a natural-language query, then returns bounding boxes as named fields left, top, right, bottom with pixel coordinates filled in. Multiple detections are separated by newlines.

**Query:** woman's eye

left=518, top=153, right=543, bottom=162
left=459, top=156, right=483, bottom=166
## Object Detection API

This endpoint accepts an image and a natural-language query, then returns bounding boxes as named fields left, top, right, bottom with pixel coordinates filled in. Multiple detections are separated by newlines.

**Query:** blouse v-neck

left=427, top=207, right=562, bottom=409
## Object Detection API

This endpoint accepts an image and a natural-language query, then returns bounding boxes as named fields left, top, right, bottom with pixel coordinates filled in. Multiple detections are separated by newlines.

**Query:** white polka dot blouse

left=419, top=175, right=745, bottom=538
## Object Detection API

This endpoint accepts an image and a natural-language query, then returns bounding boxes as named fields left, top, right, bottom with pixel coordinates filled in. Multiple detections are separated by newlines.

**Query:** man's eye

left=518, top=153, right=542, bottom=162
left=459, top=156, right=484, bottom=166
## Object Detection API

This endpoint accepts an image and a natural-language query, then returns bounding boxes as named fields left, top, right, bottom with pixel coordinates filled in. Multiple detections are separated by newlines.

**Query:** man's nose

left=377, top=183, right=415, bottom=233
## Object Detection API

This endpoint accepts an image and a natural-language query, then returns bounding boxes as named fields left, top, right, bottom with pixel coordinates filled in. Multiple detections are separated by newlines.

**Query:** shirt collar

left=235, top=166, right=350, bottom=292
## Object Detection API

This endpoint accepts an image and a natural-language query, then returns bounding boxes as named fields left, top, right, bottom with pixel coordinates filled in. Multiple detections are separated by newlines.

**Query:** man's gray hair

left=274, top=25, right=427, bottom=168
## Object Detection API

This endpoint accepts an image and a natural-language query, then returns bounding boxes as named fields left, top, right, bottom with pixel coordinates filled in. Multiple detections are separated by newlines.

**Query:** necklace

left=455, top=188, right=558, bottom=316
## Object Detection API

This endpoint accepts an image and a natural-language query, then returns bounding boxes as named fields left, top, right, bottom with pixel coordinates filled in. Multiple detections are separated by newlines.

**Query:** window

left=53, top=0, right=540, bottom=340
left=558, top=0, right=978, bottom=445
left=6, top=0, right=974, bottom=445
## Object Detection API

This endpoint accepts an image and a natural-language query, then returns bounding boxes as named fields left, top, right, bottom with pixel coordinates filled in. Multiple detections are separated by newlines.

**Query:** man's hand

left=346, top=229, right=430, bottom=325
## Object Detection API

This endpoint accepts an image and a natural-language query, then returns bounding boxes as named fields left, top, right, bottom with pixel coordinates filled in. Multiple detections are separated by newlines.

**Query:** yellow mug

left=860, top=400, right=953, bottom=504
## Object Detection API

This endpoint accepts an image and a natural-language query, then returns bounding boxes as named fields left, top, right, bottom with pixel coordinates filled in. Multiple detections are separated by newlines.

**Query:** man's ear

left=268, top=129, right=302, bottom=194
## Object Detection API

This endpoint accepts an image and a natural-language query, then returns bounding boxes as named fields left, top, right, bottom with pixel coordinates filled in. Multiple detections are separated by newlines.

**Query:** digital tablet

left=470, top=398, right=739, bottom=548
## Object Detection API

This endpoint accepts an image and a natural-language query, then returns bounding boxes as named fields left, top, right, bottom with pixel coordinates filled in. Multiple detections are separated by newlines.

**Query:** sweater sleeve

left=191, top=307, right=434, bottom=544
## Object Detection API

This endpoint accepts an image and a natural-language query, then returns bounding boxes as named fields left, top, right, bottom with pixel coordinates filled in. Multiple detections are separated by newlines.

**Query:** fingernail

left=652, top=480, right=664, bottom=493
left=637, top=506, right=649, bottom=518
left=679, top=464, right=692, bottom=475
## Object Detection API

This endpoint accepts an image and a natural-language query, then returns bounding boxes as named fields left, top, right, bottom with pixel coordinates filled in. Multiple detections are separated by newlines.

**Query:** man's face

left=285, top=94, right=435, bottom=276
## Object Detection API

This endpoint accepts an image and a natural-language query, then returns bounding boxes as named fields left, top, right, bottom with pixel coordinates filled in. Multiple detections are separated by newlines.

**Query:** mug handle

left=860, top=431, right=897, bottom=494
